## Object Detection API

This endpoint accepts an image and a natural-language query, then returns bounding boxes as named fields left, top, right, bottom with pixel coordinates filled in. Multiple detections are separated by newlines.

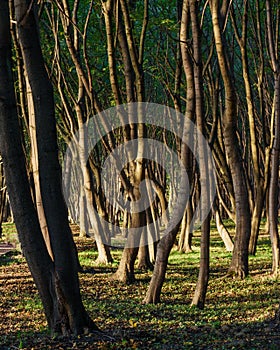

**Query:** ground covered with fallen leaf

left=1, top=222, right=280, bottom=349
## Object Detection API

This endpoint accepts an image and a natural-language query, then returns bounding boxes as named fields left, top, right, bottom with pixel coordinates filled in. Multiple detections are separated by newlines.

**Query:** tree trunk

left=178, top=202, right=194, bottom=253
left=230, top=2, right=266, bottom=256
left=143, top=223, right=181, bottom=304
left=6, top=0, right=99, bottom=334
left=112, top=247, right=139, bottom=283
left=213, top=199, right=233, bottom=251
left=189, top=0, right=211, bottom=309
left=25, top=71, right=54, bottom=260
left=137, top=244, right=154, bottom=271
left=266, top=0, right=280, bottom=275
left=0, top=158, right=7, bottom=238
left=210, top=0, right=251, bottom=278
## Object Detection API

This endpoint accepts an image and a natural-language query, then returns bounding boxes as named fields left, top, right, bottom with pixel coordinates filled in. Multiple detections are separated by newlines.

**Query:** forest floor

left=1, top=222, right=280, bottom=349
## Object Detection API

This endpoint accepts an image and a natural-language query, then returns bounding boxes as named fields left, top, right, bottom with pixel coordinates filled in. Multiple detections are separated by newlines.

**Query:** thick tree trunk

left=111, top=209, right=142, bottom=283
left=112, top=247, right=139, bottom=283
left=7, top=0, right=98, bottom=334
left=0, top=158, right=7, bottom=238
left=231, top=2, right=266, bottom=256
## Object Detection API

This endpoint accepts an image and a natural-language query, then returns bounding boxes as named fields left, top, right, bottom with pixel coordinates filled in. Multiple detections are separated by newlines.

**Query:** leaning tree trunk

left=8, top=0, right=98, bottom=334
left=143, top=2, right=194, bottom=304
left=210, top=0, right=251, bottom=278
left=212, top=198, right=233, bottom=252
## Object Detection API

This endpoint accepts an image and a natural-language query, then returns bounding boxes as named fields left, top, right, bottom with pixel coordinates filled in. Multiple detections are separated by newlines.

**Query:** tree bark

left=266, top=0, right=280, bottom=275
left=212, top=199, right=233, bottom=252
left=189, top=0, right=211, bottom=309
left=5, top=0, right=99, bottom=334
left=210, top=0, right=251, bottom=278
left=178, top=202, right=194, bottom=253
left=143, top=0, right=194, bottom=304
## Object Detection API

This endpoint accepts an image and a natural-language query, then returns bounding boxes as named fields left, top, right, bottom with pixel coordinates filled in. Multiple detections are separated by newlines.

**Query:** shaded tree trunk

left=0, top=0, right=98, bottom=334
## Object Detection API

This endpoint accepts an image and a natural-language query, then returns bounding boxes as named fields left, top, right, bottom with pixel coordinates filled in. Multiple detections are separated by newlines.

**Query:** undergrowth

left=0, top=222, right=280, bottom=349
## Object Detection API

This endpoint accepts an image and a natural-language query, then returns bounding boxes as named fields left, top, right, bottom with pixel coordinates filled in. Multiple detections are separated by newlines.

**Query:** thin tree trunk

left=213, top=199, right=233, bottom=252
left=178, top=203, right=194, bottom=253
left=189, top=0, right=211, bottom=309
left=266, top=0, right=280, bottom=275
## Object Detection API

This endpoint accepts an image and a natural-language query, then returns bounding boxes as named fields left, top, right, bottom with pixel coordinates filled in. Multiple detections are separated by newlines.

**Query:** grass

left=0, top=222, right=280, bottom=349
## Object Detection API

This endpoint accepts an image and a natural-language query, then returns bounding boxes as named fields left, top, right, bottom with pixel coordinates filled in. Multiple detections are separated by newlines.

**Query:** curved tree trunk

left=210, top=0, right=251, bottom=278
left=143, top=1, right=194, bottom=304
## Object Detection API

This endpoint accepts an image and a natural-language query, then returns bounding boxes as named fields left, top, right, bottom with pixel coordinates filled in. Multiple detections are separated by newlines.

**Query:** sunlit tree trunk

left=266, top=0, right=280, bottom=275
left=178, top=202, right=194, bottom=253
left=230, top=2, right=266, bottom=255
left=143, top=0, right=194, bottom=304
left=25, top=72, right=54, bottom=260
left=210, top=0, right=251, bottom=278
left=189, top=0, right=211, bottom=309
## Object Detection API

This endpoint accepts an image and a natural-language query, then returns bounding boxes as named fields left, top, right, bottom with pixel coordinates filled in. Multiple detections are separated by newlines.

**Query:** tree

left=0, top=0, right=98, bottom=334
left=266, top=0, right=280, bottom=275
left=210, top=0, right=251, bottom=278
